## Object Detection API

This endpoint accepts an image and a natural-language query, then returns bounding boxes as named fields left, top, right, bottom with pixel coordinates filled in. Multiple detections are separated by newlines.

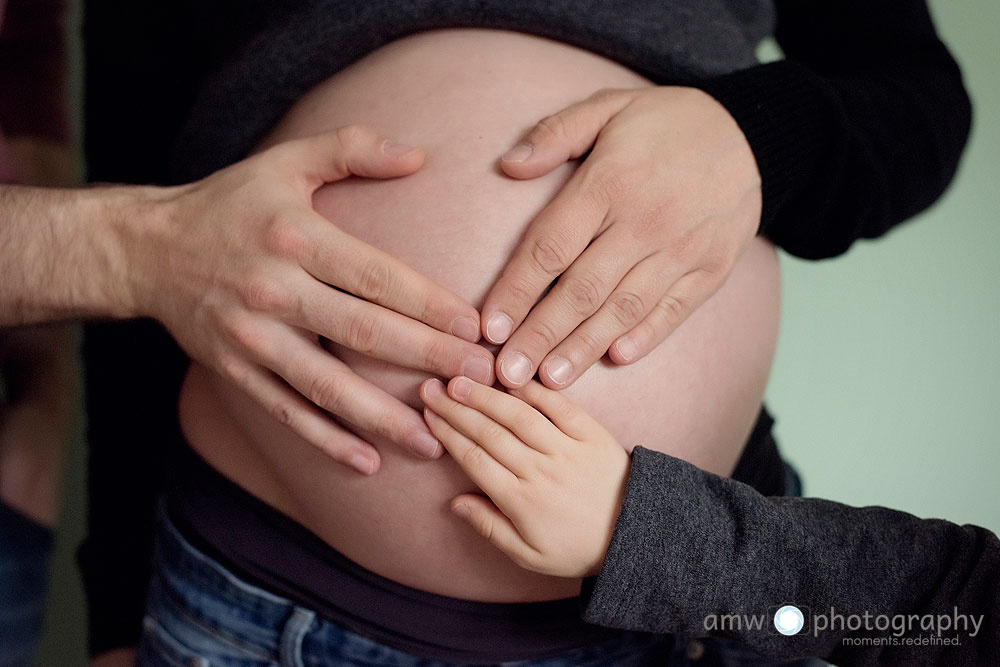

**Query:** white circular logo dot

left=774, top=605, right=805, bottom=636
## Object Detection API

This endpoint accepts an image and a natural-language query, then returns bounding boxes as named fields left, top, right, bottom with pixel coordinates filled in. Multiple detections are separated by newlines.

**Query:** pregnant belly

left=178, top=29, right=781, bottom=602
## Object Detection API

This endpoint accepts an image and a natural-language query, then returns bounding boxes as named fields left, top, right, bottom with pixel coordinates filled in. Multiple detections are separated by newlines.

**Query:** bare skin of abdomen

left=178, top=29, right=780, bottom=603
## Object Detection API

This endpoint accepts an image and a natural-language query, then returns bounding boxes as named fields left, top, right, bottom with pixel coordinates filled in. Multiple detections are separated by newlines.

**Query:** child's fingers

left=424, top=407, right=517, bottom=502
left=450, top=493, right=542, bottom=572
left=508, top=380, right=597, bottom=440
left=421, top=379, right=536, bottom=475
left=446, top=376, right=562, bottom=454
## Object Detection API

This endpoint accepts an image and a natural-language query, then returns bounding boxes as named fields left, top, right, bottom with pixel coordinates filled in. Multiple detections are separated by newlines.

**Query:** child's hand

left=420, top=376, right=629, bottom=578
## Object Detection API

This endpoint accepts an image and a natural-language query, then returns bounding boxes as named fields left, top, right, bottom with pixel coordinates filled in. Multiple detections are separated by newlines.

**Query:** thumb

left=450, top=494, right=541, bottom=571
left=500, top=88, right=635, bottom=179
left=282, top=124, right=425, bottom=189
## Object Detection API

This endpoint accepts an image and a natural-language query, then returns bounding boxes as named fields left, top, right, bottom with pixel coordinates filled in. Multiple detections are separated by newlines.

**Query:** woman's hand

left=482, top=87, right=761, bottom=389
left=420, top=376, right=629, bottom=578
left=126, top=126, right=493, bottom=474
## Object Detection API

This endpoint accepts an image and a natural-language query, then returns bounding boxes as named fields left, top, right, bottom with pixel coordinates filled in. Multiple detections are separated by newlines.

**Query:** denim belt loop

left=280, top=606, right=317, bottom=667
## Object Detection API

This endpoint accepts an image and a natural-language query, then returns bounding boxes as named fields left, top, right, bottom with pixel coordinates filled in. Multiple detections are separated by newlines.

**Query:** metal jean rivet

left=686, top=639, right=706, bottom=660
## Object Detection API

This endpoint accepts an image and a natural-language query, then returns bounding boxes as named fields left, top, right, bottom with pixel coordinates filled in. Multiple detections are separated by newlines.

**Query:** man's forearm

left=0, top=184, right=148, bottom=326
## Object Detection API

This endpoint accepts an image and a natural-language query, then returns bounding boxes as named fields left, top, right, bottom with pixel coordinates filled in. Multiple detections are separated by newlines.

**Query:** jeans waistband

left=148, top=502, right=679, bottom=666
left=152, top=501, right=302, bottom=658
left=166, top=443, right=628, bottom=663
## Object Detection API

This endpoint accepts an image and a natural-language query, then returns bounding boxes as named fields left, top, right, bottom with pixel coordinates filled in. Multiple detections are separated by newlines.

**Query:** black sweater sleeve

left=694, top=0, right=972, bottom=259
left=580, top=447, right=1000, bottom=666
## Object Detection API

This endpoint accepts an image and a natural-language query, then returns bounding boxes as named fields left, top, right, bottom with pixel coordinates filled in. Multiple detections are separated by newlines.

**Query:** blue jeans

left=0, top=499, right=53, bottom=667
left=139, top=506, right=827, bottom=667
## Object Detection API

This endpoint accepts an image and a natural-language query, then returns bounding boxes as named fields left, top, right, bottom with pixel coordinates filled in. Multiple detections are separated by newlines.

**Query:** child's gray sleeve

left=580, top=446, right=1000, bottom=666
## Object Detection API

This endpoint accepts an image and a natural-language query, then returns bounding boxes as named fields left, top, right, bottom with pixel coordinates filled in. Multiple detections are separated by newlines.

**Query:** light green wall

left=765, top=0, right=1000, bottom=536
left=33, top=1, right=999, bottom=664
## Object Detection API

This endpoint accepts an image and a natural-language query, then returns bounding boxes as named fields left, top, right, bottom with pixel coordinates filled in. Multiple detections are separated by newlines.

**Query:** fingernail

left=382, top=141, right=418, bottom=157
left=452, top=376, right=473, bottom=399
left=410, top=431, right=441, bottom=458
left=543, top=356, right=573, bottom=386
left=349, top=452, right=376, bottom=476
left=451, top=316, right=480, bottom=342
left=499, top=352, right=532, bottom=386
left=485, top=313, right=514, bottom=343
left=423, top=378, right=445, bottom=398
left=461, top=357, right=492, bottom=385
left=452, top=503, right=471, bottom=519
left=615, top=337, right=638, bottom=362
left=502, top=143, right=533, bottom=163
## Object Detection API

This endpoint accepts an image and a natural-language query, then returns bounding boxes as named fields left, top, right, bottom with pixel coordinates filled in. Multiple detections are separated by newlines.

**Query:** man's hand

left=481, top=87, right=761, bottom=389
left=123, top=126, right=493, bottom=474
left=420, top=376, right=628, bottom=578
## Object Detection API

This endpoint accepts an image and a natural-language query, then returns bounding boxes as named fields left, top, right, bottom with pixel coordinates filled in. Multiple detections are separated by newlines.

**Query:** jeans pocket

left=138, top=615, right=213, bottom=667
left=138, top=614, right=282, bottom=667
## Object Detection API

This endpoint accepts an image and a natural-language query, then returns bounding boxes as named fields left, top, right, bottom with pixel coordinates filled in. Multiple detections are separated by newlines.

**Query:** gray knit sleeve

left=580, top=447, right=999, bottom=666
